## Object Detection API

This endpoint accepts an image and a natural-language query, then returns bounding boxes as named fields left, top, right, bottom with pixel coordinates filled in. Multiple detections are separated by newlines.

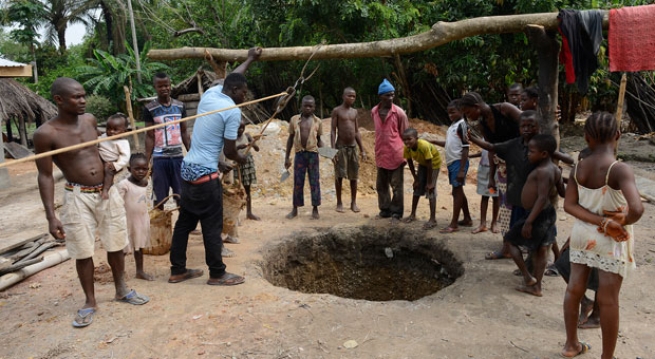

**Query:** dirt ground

left=1, top=118, right=654, bottom=359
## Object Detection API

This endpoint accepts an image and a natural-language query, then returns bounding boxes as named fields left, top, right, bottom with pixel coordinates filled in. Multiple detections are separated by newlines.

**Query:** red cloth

left=371, top=104, right=408, bottom=170
left=609, top=4, right=655, bottom=72
left=559, top=28, right=576, bottom=84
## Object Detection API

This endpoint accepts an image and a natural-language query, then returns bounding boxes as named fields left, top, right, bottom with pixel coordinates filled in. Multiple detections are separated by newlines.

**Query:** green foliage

left=85, top=95, right=115, bottom=123
left=76, top=41, right=169, bottom=106
left=2, top=0, right=48, bottom=51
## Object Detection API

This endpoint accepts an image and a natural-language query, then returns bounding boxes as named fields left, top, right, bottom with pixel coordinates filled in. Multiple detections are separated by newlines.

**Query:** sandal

left=115, top=289, right=150, bottom=305
left=72, top=307, right=96, bottom=328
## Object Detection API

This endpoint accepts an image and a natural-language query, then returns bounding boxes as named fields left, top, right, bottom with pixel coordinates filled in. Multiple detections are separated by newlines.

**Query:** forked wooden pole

left=0, top=92, right=286, bottom=169
left=123, top=86, right=140, bottom=151
left=615, top=73, right=627, bottom=153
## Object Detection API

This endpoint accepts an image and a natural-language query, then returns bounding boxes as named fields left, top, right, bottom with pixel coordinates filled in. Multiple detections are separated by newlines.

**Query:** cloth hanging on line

left=558, top=9, right=604, bottom=94
left=609, top=4, right=655, bottom=72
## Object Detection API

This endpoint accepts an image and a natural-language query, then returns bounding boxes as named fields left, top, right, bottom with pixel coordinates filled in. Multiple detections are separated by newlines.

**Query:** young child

left=98, top=113, right=131, bottom=200
left=284, top=95, right=324, bottom=220
left=116, top=153, right=153, bottom=281
left=504, top=134, right=563, bottom=297
left=561, top=112, right=643, bottom=359
left=234, top=118, right=261, bottom=220
left=431, top=99, right=472, bottom=233
left=402, top=128, right=442, bottom=230
left=331, top=87, right=366, bottom=213
left=473, top=147, right=500, bottom=234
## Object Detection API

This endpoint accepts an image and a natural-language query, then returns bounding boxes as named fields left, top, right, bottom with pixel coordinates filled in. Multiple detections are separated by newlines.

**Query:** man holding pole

left=167, top=47, right=261, bottom=286
left=34, top=77, right=149, bottom=329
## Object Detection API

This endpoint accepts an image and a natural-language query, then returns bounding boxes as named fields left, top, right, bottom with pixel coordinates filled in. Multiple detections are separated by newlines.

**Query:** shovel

left=280, top=169, right=291, bottom=182
left=318, top=147, right=339, bottom=160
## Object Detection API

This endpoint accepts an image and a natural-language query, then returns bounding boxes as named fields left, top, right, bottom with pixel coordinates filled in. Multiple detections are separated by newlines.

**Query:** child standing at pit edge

left=284, top=95, right=324, bottom=220
left=472, top=147, right=500, bottom=234
left=431, top=100, right=472, bottom=233
left=561, top=112, right=643, bottom=359
left=234, top=118, right=261, bottom=220
left=98, top=113, right=131, bottom=200
left=401, top=128, right=441, bottom=230
left=504, top=134, right=564, bottom=297
left=116, top=153, right=154, bottom=281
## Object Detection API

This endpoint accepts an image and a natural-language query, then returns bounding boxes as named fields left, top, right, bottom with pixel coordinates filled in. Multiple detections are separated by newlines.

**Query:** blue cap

left=378, top=79, right=395, bottom=95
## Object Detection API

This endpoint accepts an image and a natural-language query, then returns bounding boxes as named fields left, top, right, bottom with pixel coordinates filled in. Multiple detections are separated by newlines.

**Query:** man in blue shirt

left=168, top=47, right=261, bottom=286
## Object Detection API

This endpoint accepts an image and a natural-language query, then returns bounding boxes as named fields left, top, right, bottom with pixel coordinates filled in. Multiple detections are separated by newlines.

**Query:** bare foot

left=247, top=213, right=261, bottom=221
left=312, top=207, right=320, bottom=220
left=523, top=275, right=537, bottom=287
left=490, top=223, right=500, bottom=233
left=351, top=203, right=360, bottom=213
left=423, top=220, right=438, bottom=230
left=286, top=208, right=298, bottom=219
left=515, top=284, right=542, bottom=297
left=578, top=297, right=594, bottom=324
left=336, top=203, right=345, bottom=213
left=136, top=270, right=154, bottom=281
left=402, top=215, right=416, bottom=223
left=472, top=225, right=487, bottom=234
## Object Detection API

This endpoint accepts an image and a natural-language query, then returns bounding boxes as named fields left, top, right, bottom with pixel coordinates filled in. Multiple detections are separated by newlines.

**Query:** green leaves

left=77, top=41, right=169, bottom=104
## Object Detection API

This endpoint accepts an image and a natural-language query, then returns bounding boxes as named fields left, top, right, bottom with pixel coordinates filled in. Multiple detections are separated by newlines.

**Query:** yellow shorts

left=60, top=184, right=128, bottom=259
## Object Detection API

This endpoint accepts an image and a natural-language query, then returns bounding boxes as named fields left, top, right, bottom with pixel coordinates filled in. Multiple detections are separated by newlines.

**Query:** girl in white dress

left=561, top=112, right=643, bottom=359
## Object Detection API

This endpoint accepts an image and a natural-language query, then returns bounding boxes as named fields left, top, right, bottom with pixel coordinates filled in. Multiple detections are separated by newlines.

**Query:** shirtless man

left=330, top=87, right=366, bottom=213
left=33, top=77, right=148, bottom=329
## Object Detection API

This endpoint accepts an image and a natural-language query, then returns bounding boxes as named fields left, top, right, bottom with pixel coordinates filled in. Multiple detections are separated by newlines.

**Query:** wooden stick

left=0, top=92, right=286, bottom=169
left=615, top=73, right=628, bottom=153
left=123, top=86, right=140, bottom=151
left=616, top=73, right=628, bottom=128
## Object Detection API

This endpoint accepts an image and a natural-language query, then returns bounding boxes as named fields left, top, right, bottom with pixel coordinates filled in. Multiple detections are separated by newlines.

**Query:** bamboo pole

left=123, top=86, right=140, bottom=151
left=615, top=73, right=628, bottom=153
left=0, top=92, right=287, bottom=169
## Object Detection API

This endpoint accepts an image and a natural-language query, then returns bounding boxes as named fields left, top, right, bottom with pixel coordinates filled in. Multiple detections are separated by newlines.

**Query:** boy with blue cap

left=372, top=79, right=409, bottom=223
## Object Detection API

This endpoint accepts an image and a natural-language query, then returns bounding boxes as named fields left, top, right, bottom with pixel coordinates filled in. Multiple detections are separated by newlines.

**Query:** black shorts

left=554, top=247, right=600, bottom=291
left=504, top=206, right=557, bottom=252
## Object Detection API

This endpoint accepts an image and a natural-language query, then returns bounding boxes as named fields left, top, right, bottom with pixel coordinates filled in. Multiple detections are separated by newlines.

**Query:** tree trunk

left=148, top=12, right=609, bottom=62
left=525, top=25, right=560, bottom=146
left=18, top=118, right=27, bottom=147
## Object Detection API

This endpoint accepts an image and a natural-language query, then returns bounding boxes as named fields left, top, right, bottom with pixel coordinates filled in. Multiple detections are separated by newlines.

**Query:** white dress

left=116, top=179, right=150, bottom=252
left=569, top=161, right=636, bottom=278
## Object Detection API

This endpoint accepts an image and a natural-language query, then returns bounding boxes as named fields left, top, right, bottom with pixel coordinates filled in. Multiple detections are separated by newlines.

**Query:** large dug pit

left=262, top=226, right=464, bottom=302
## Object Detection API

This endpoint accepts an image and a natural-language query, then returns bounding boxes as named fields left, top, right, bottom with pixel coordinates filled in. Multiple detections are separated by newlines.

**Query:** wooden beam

left=0, top=65, right=33, bottom=78
left=148, top=12, right=609, bottom=62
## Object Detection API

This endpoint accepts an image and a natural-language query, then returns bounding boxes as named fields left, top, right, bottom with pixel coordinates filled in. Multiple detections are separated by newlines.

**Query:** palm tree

left=39, top=0, right=95, bottom=53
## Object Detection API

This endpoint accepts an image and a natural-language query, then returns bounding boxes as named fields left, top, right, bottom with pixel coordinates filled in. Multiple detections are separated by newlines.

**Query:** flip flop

left=222, top=235, right=240, bottom=244
left=439, top=226, right=459, bottom=233
left=116, top=289, right=150, bottom=305
left=207, top=272, right=245, bottom=286
left=485, top=250, right=511, bottom=260
left=560, top=341, right=591, bottom=358
left=222, top=247, right=236, bottom=258
left=72, top=307, right=96, bottom=328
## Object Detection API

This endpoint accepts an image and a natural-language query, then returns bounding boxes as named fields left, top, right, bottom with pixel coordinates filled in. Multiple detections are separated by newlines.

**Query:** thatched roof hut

left=0, top=78, right=57, bottom=146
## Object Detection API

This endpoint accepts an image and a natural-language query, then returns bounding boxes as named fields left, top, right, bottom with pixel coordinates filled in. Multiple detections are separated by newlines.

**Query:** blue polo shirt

left=181, top=85, right=241, bottom=181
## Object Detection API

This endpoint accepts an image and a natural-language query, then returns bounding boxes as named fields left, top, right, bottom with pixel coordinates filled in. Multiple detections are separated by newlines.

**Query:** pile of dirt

left=244, top=117, right=451, bottom=200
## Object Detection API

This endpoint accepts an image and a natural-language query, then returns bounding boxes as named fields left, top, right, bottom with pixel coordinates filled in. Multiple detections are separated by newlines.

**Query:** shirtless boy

left=34, top=77, right=149, bottom=328
left=331, top=87, right=366, bottom=213
left=285, top=95, right=324, bottom=219
left=504, top=134, right=564, bottom=297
